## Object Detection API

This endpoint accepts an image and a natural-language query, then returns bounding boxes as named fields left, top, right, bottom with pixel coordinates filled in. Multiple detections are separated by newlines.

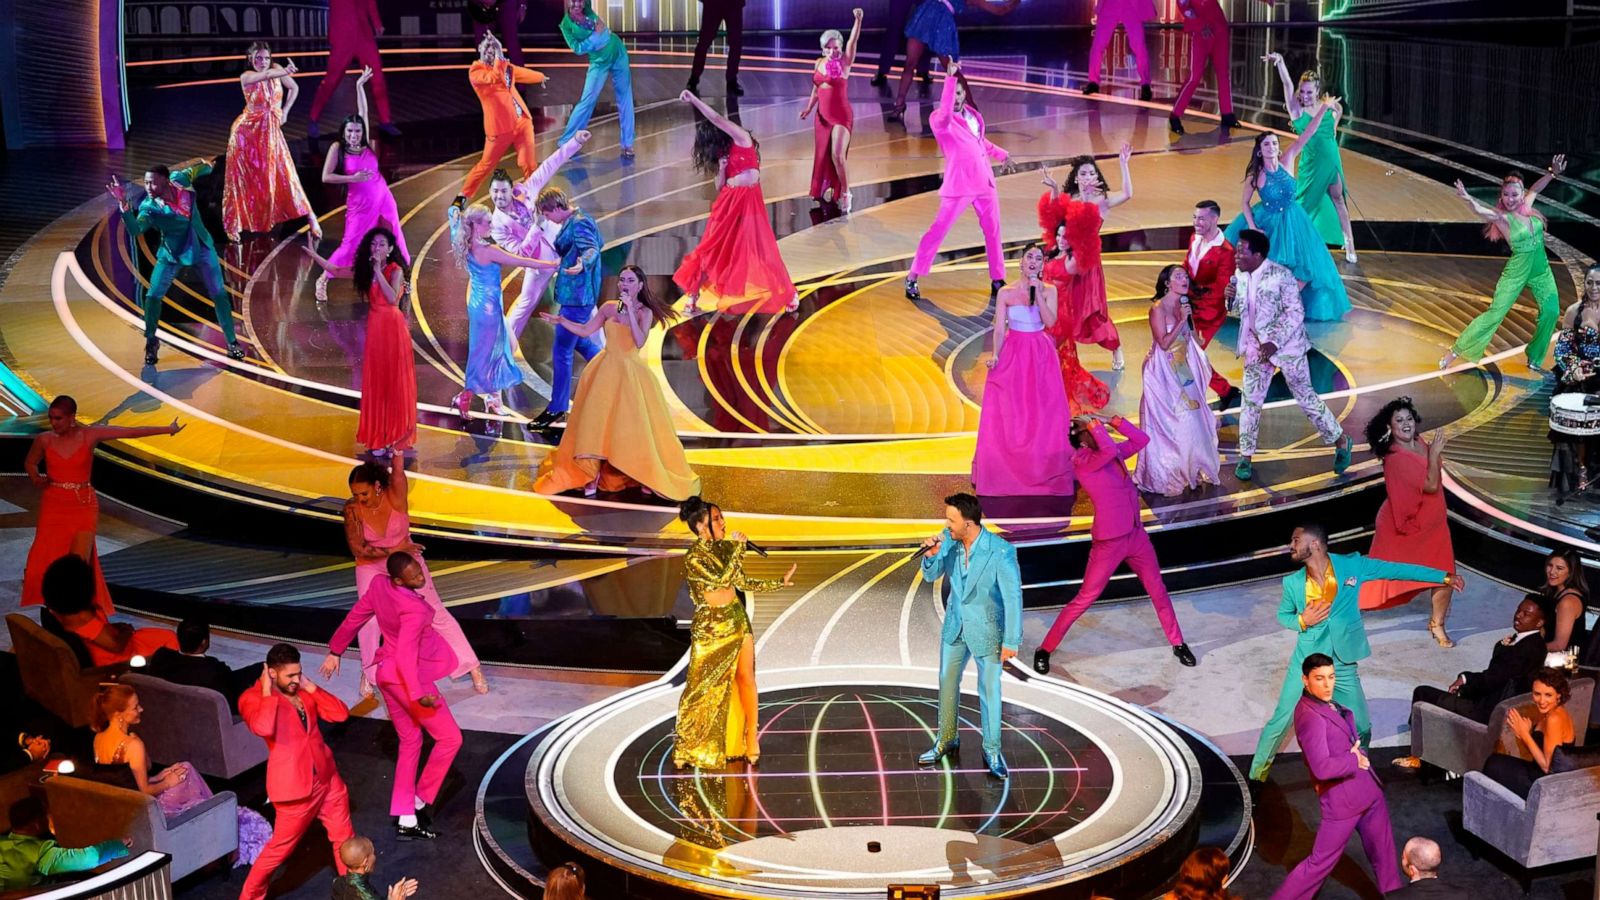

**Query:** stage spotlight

left=888, top=886, right=939, bottom=900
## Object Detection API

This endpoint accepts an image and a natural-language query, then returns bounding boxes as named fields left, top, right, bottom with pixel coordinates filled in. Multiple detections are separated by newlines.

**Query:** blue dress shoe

left=917, top=738, right=960, bottom=766
left=984, top=751, right=1009, bottom=779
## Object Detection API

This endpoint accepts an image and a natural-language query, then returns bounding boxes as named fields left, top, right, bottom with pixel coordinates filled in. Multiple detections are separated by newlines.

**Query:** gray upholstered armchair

left=43, top=775, right=238, bottom=882
left=1409, top=677, right=1594, bottom=775
left=6, top=613, right=125, bottom=729
left=1463, top=766, right=1600, bottom=879
left=118, top=673, right=266, bottom=780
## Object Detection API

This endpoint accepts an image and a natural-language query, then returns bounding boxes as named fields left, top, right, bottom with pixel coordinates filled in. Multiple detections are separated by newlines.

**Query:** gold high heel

left=1428, top=620, right=1455, bottom=648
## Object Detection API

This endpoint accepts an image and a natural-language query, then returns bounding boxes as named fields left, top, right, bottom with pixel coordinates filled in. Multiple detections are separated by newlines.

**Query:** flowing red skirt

left=22, top=486, right=113, bottom=618
left=356, top=302, right=418, bottom=451
left=674, top=184, right=797, bottom=315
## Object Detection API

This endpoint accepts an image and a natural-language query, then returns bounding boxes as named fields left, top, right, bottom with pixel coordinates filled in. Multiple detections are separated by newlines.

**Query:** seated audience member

left=4, top=732, right=50, bottom=774
left=1387, top=836, right=1454, bottom=897
left=545, top=861, right=590, bottom=900
left=38, top=555, right=177, bottom=667
left=1481, top=667, right=1576, bottom=798
left=331, top=836, right=417, bottom=900
left=1537, top=548, right=1589, bottom=665
left=0, top=797, right=129, bottom=891
left=1163, top=846, right=1236, bottom=899
left=145, top=618, right=260, bottom=714
left=85, top=684, right=270, bottom=866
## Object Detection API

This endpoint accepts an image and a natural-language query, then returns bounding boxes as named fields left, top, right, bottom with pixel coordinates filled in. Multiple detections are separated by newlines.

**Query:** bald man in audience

left=1387, top=837, right=1454, bottom=897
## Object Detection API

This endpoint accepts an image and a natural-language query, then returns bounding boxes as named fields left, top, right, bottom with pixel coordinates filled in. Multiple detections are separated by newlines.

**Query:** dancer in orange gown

left=22, top=396, right=186, bottom=619
left=224, top=43, right=320, bottom=241
left=1041, top=225, right=1110, bottom=416
left=1038, top=146, right=1135, bottom=372
left=801, top=9, right=863, bottom=212
left=302, top=228, right=416, bottom=455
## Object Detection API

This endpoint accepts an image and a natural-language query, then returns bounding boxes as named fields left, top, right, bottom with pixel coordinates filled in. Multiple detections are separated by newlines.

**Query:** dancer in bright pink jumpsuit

left=1032, top=415, right=1196, bottom=672
left=308, top=0, right=395, bottom=140
left=1169, top=0, right=1241, bottom=134
left=1084, top=0, right=1154, bottom=100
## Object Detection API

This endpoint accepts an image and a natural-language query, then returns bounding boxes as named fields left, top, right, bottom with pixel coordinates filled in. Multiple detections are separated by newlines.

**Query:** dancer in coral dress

left=315, top=68, right=408, bottom=303
left=535, top=265, right=701, bottom=500
left=971, top=245, right=1076, bottom=497
left=224, top=43, right=319, bottom=241
left=1039, top=145, right=1135, bottom=371
left=675, top=90, right=798, bottom=315
left=1133, top=265, right=1220, bottom=496
left=801, top=9, right=862, bottom=212
left=22, top=397, right=185, bottom=618
left=302, top=228, right=416, bottom=454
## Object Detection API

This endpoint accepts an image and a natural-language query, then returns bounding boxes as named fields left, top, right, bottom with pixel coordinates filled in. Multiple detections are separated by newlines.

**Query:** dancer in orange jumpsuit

left=457, top=31, right=546, bottom=205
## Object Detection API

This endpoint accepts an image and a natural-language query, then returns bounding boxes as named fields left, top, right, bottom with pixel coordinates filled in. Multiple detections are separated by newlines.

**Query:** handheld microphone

left=745, top=540, right=769, bottom=558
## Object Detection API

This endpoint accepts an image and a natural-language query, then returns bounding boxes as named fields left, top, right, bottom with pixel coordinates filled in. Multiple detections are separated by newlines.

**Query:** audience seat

left=1463, top=765, right=1600, bottom=877
left=1410, top=677, right=1594, bottom=775
left=43, top=774, right=237, bottom=882
left=0, top=761, right=46, bottom=832
left=118, top=673, right=265, bottom=780
left=6, top=613, right=126, bottom=729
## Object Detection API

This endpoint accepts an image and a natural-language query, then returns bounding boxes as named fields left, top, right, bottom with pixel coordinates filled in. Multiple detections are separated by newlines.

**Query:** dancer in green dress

left=1439, top=156, right=1567, bottom=374
left=1263, top=54, right=1355, bottom=261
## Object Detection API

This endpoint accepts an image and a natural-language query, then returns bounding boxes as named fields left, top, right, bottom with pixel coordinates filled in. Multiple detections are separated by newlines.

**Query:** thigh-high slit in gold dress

left=672, top=539, right=785, bottom=768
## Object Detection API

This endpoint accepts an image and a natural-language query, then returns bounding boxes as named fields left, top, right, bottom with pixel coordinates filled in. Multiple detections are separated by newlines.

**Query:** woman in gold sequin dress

left=673, top=497, right=795, bottom=768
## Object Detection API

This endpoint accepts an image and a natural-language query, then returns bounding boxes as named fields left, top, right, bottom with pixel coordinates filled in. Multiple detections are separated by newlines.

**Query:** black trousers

left=1412, top=684, right=1489, bottom=724
left=875, top=0, right=931, bottom=78
left=690, top=0, right=744, bottom=84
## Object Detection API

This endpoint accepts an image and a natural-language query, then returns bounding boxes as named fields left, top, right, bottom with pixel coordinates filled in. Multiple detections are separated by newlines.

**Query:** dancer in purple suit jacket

left=1271, top=653, right=1403, bottom=900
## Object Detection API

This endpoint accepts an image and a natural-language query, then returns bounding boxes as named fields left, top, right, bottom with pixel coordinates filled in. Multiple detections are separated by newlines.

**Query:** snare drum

left=1550, top=393, right=1600, bottom=436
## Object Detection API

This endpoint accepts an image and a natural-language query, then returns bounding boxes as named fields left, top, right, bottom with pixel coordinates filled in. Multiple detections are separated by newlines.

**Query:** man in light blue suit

left=917, top=493, right=1024, bottom=779
left=1249, top=522, right=1464, bottom=782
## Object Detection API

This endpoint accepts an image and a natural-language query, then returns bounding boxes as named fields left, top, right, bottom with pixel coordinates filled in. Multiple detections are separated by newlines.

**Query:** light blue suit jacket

left=921, top=528, right=1024, bottom=655
left=1278, top=552, right=1449, bottom=664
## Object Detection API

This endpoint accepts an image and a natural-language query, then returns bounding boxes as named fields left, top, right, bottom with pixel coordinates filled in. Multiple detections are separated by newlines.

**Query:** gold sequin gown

left=673, top=539, right=785, bottom=768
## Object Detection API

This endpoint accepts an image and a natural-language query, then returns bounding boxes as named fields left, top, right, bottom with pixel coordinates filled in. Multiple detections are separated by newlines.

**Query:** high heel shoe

left=1438, top=351, right=1457, bottom=371
left=1428, top=620, right=1455, bottom=648
left=1345, top=246, right=1358, bottom=264
left=840, top=191, right=852, bottom=214
left=453, top=392, right=472, bottom=420
left=1111, top=347, right=1126, bottom=371
left=471, top=670, right=490, bottom=694
left=745, top=735, right=760, bottom=765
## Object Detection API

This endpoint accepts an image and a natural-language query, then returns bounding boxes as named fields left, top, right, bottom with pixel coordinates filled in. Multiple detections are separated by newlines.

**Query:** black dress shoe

left=990, top=279, right=1005, bottom=301
left=143, top=337, right=159, bottom=366
left=726, top=80, right=745, bottom=96
left=396, top=823, right=438, bottom=841
left=451, top=194, right=467, bottom=211
left=1139, top=84, right=1153, bottom=102
left=226, top=342, right=246, bottom=361
left=685, top=79, right=700, bottom=95
left=870, top=73, right=888, bottom=87
left=917, top=738, right=960, bottom=766
left=1218, top=386, right=1242, bottom=410
left=1169, top=116, right=1185, bottom=135
left=904, top=279, right=922, bottom=301
left=1032, top=649, right=1051, bottom=675
left=1082, top=81, right=1100, bottom=95
left=1173, top=643, right=1197, bottom=667
left=1220, top=113, right=1241, bottom=129
left=531, top=409, right=558, bottom=428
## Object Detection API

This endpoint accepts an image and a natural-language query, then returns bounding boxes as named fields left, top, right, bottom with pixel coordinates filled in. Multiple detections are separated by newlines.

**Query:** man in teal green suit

left=917, top=493, right=1024, bottom=780
left=1249, top=522, right=1464, bottom=781
left=107, top=162, right=244, bottom=366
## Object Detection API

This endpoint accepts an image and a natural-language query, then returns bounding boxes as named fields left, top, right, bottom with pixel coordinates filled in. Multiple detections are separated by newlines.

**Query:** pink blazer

left=1073, top=419, right=1149, bottom=540
left=330, top=578, right=459, bottom=703
left=929, top=73, right=1008, bottom=198
left=1097, top=0, right=1157, bottom=22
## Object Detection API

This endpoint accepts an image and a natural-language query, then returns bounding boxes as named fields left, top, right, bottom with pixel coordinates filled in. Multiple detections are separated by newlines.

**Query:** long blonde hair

left=450, top=205, right=493, bottom=269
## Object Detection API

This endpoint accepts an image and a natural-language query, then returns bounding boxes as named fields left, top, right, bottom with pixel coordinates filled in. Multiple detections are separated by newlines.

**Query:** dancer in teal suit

left=1249, top=523, right=1464, bottom=781
left=917, top=492, right=1023, bottom=779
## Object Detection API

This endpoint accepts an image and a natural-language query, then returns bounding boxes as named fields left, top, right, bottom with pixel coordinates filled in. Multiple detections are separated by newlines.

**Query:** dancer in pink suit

left=1083, top=0, right=1155, bottom=100
left=905, top=60, right=1017, bottom=304
left=1032, top=414, right=1196, bottom=672
left=307, top=0, right=396, bottom=140
left=323, top=553, right=463, bottom=839
left=1168, top=0, right=1241, bottom=135
left=489, top=130, right=589, bottom=344
left=344, top=456, right=488, bottom=696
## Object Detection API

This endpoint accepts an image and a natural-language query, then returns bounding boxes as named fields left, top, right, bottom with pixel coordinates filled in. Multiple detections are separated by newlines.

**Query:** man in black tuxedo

left=1, top=732, right=50, bottom=775
left=1387, top=837, right=1461, bottom=897
left=686, top=0, right=745, bottom=96
left=1411, top=597, right=1547, bottom=724
left=143, top=619, right=260, bottom=715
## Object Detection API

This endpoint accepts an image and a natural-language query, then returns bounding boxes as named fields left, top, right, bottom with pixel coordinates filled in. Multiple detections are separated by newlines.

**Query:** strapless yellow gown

left=534, top=313, right=701, bottom=500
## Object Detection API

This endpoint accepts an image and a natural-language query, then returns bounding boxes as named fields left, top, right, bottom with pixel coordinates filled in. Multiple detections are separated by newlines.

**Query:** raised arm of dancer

left=356, top=67, right=376, bottom=146
left=540, top=304, right=610, bottom=338
left=241, top=59, right=297, bottom=86
left=1453, top=179, right=1504, bottom=228
left=1525, top=154, right=1567, bottom=206
left=1282, top=97, right=1337, bottom=166
left=388, top=452, right=410, bottom=513
left=936, top=60, right=961, bottom=121
left=1105, top=143, right=1134, bottom=209
left=1262, top=52, right=1301, bottom=118
left=843, top=9, right=864, bottom=69
left=83, top=419, right=185, bottom=443
left=680, top=90, right=753, bottom=147
left=1240, top=176, right=1260, bottom=231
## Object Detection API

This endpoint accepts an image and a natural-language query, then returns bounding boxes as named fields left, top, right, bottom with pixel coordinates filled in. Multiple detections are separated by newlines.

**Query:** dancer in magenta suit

left=905, top=60, right=1016, bottom=304
left=1083, top=0, right=1154, bottom=100
left=307, top=0, right=396, bottom=140
left=1033, top=415, right=1195, bottom=672
left=1270, top=654, right=1403, bottom=900
left=323, top=553, right=462, bottom=839
left=1169, top=0, right=1241, bottom=135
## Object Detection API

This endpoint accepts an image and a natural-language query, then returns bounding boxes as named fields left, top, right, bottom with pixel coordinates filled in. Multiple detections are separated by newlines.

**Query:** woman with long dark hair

left=673, top=497, right=795, bottom=768
left=303, top=227, right=416, bottom=455
left=1537, top=547, right=1589, bottom=665
left=1440, top=156, right=1568, bottom=372
left=534, top=266, right=700, bottom=500
left=1222, top=107, right=1350, bottom=322
left=1482, top=668, right=1575, bottom=798
left=1133, top=264, right=1219, bottom=496
left=674, top=91, right=798, bottom=315
left=1039, top=146, right=1134, bottom=370
left=315, top=67, right=409, bottom=302
left=1162, top=846, right=1235, bottom=900
left=1360, top=397, right=1457, bottom=646
left=224, top=42, right=319, bottom=240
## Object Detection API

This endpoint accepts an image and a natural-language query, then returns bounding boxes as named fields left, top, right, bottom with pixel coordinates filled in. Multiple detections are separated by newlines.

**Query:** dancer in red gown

left=302, top=228, right=416, bottom=454
left=801, top=9, right=863, bottom=213
left=22, top=396, right=185, bottom=618
left=1040, top=237, right=1111, bottom=415
left=1039, top=146, right=1134, bottom=372
left=224, top=43, right=320, bottom=241
left=674, top=90, right=798, bottom=316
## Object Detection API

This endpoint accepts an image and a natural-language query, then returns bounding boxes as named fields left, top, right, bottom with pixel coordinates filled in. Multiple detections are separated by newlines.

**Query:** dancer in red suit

left=323, top=553, right=461, bottom=840
left=1184, top=200, right=1241, bottom=406
left=238, top=644, right=355, bottom=900
left=1169, top=0, right=1241, bottom=135
left=307, top=0, right=397, bottom=140
left=1032, top=415, right=1196, bottom=672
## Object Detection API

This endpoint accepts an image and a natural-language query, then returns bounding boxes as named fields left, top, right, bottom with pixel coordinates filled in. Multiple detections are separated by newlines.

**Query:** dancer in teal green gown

left=1439, top=156, right=1567, bottom=374
left=1263, top=53, right=1356, bottom=260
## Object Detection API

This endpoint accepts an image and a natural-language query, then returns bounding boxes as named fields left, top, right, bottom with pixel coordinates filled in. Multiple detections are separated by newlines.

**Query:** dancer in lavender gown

left=1134, top=264, right=1220, bottom=495
left=315, top=67, right=409, bottom=301
left=971, top=244, right=1076, bottom=496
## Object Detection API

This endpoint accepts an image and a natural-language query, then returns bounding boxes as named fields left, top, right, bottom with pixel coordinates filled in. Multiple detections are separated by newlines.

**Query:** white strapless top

left=1006, top=304, right=1045, bottom=333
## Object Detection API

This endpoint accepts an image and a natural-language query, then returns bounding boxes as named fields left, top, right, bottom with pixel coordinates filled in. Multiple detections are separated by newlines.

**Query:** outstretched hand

left=1550, top=154, right=1568, bottom=176
left=320, top=653, right=340, bottom=680
left=1453, top=179, right=1471, bottom=201
left=1261, top=52, right=1283, bottom=66
left=168, top=417, right=185, bottom=436
left=1119, top=142, right=1133, bottom=165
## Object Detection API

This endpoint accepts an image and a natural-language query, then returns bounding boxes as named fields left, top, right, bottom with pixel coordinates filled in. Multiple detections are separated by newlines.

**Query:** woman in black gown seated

left=1482, top=667, right=1575, bottom=798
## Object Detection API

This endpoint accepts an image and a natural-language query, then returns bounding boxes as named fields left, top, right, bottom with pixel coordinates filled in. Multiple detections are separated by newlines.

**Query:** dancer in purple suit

left=1271, top=653, right=1403, bottom=900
